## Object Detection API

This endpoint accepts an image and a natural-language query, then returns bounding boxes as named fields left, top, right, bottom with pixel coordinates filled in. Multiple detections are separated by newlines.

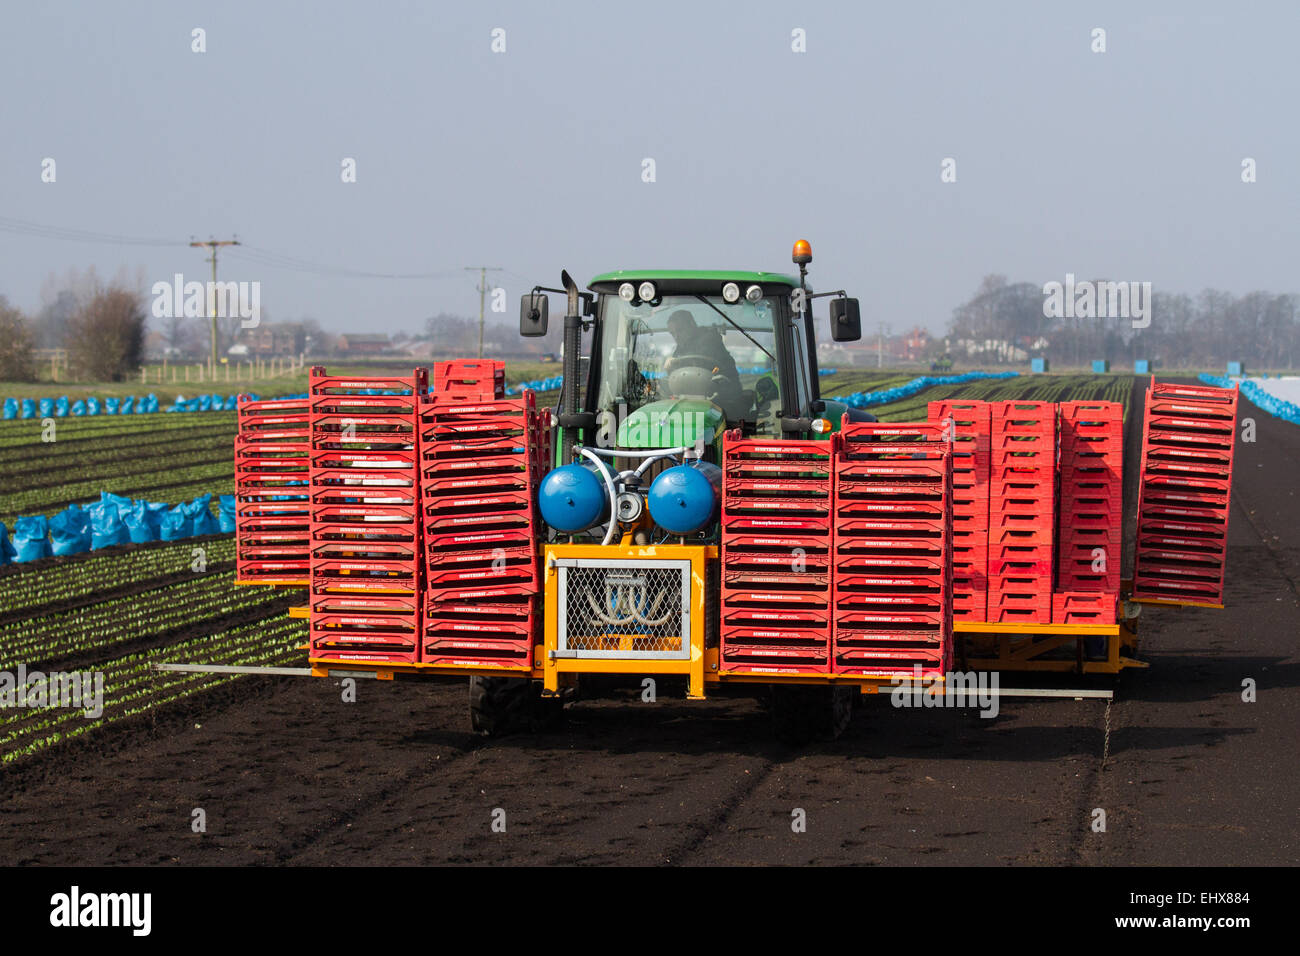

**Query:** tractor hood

left=616, top=398, right=724, bottom=449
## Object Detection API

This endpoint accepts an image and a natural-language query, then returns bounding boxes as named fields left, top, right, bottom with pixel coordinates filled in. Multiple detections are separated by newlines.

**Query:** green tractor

left=464, top=240, right=880, bottom=740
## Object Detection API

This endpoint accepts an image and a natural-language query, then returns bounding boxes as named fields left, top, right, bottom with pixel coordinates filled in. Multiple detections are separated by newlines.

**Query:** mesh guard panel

left=557, top=559, right=691, bottom=659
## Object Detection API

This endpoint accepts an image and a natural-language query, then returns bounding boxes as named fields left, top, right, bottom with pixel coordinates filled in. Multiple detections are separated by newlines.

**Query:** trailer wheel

left=770, top=684, right=855, bottom=743
left=468, top=676, right=564, bottom=736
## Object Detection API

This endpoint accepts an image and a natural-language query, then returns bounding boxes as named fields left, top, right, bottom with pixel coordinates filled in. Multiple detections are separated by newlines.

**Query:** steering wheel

left=666, top=354, right=719, bottom=373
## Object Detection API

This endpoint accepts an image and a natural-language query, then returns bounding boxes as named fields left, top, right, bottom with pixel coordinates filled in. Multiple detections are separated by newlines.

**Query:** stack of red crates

left=307, top=368, right=426, bottom=664
left=831, top=422, right=953, bottom=678
left=927, top=400, right=991, bottom=620
left=234, top=395, right=311, bottom=584
left=719, top=432, right=833, bottom=675
left=1132, top=381, right=1238, bottom=605
left=987, top=402, right=1057, bottom=623
left=419, top=360, right=547, bottom=670
left=1054, top=401, right=1123, bottom=624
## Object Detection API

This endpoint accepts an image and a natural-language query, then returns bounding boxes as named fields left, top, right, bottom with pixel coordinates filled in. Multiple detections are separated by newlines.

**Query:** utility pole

left=191, top=238, right=240, bottom=372
left=877, top=321, right=887, bottom=368
left=464, top=266, right=504, bottom=358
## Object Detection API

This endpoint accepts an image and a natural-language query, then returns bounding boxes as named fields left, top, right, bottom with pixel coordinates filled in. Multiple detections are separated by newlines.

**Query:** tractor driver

left=665, top=309, right=744, bottom=416
left=665, top=310, right=740, bottom=383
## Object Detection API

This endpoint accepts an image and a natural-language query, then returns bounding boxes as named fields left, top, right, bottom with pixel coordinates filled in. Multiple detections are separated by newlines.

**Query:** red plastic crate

left=721, top=605, right=829, bottom=630
left=309, top=367, right=427, bottom=392
left=310, top=558, right=420, bottom=594
left=309, top=646, right=421, bottom=664
left=424, top=553, right=539, bottom=590
left=1051, top=591, right=1117, bottom=625
left=420, top=392, right=534, bottom=420
left=432, top=359, right=505, bottom=395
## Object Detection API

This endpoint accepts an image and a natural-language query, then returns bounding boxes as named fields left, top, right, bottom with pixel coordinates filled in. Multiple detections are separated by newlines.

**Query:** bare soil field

left=1, top=379, right=1294, bottom=866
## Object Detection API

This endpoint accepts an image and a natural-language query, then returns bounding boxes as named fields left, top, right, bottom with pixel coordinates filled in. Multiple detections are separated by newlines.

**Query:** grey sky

left=2, top=0, right=1297, bottom=336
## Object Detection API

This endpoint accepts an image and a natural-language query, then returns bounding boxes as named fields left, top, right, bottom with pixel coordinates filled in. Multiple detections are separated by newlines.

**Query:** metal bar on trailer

left=967, top=687, right=1112, bottom=699
left=153, top=663, right=312, bottom=676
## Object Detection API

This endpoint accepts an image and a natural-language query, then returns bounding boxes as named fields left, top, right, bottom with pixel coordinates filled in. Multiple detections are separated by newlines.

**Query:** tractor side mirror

left=520, top=293, right=549, bottom=337
left=829, top=297, right=861, bottom=342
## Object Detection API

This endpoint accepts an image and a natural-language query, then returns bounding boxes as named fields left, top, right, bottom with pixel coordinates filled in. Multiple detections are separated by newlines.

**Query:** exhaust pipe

left=561, top=269, right=582, bottom=464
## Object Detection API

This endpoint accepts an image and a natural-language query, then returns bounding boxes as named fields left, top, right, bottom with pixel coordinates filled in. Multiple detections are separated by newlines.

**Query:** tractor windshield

left=594, top=294, right=784, bottom=437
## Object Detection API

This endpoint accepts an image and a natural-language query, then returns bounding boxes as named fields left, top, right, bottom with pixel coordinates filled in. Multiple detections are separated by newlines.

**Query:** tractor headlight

left=637, top=281, right=656, bottom=302
left=618, top=282, right=636, bottom=301
left=745, top=284, right=763, bottom=303
left=722, top=282, right=740, bottom=303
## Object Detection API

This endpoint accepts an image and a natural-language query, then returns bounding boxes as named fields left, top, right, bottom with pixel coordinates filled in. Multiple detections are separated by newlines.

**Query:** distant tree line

left=1, top=268, right=147, bottom=382
left=424, top=311, right=561, bottom=358
left=947, top=274, right=1299, bottom=369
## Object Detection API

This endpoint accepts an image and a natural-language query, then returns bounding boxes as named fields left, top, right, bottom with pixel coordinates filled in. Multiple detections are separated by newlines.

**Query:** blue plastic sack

left=105, top=397, right=119, bottom=415
left=123, top=500, right=161, bottom=543
left=120, top=396, right=135, bottom=414
left=218, top=494, right=237, bottom=533
left=20, top=398, right=35, bottom=419
left=2, top=398, right=15, bottom=420
left=12, top=515, right=52, bottom=562
left=54, top=396, right=70, bottom=417
left=71, top=399, right=86, bottom=416
left=39, top=397, right=54, bottom=418
left=50, top=505, right=92, bottom=556
left=89, top=503, right=130, bottom=549
left=159, top=504, right=193, bottom=541
left=99, top=491, right=134, bottom=517
left=143, top=393, right=159, bottom=413
left=184, top=494, right=219, bottom=536
left=86, top=396, right=100, bottom=415
left=0, top=521, right=15, bottom=565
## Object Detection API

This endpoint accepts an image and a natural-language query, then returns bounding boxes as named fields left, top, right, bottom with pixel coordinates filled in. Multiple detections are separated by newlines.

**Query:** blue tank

left=537, top=463, right=610, bottom=533
left=647, top=462, right=722, bottom=535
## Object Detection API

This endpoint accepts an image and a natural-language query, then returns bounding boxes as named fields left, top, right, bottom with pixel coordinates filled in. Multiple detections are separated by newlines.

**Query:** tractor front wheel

left=770, top=683, right=855, bottom=743
left=468, top=676, right=565, bottom=736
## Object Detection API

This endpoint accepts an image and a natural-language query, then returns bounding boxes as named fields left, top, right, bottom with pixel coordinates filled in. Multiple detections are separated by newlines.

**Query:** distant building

left=336, top=333, right=392, bottom=355
left=235, top=323, right=308, bottom=356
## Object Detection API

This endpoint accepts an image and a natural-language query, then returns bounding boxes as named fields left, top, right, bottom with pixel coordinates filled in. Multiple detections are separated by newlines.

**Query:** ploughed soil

left=1, top=380, right=1296, bottom=866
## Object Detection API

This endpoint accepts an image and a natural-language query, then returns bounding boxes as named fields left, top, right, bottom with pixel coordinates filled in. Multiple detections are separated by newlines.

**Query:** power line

left=0, top=215, right=477, bottom=281
left=0, top=215, right=177, bottom=247
left=227, top=245, right=468, bottom=281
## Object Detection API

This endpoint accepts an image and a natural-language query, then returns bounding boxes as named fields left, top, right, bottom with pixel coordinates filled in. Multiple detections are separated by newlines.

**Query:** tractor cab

left=521, top=242, right=870, bottom=463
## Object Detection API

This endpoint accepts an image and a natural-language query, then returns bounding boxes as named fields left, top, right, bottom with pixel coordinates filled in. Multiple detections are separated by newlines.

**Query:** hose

left=576, top=446, right=619, bottom=546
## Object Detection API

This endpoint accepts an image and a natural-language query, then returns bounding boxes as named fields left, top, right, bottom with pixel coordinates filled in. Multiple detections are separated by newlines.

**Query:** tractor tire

left=770, top=683, right=855, bottom=743
left=468, top=676, right=564, bottom=736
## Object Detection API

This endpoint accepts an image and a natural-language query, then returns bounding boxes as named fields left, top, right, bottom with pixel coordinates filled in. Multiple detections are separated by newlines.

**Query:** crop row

left=2, top=431, right=237, bottom=490
left=2, top=423, right=236, bottom=471
left=0, top=411, right=238, bottom=448
left=820, top=370, right=924, bottom=397
left=870, top=374, right=1136, bottom=422
left=0, top=538, right=236, bottom=616
left=0, top=570, right=285, bottom=670
left=1, top=460, right=233, bottom=521
left=0, top=614, right=305, bottom=764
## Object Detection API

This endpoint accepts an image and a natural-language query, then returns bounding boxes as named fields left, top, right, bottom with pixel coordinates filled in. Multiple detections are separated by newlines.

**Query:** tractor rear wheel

left=770, top=684, right=855, bottom=743
left=468, top=676, right=564, bottom=736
